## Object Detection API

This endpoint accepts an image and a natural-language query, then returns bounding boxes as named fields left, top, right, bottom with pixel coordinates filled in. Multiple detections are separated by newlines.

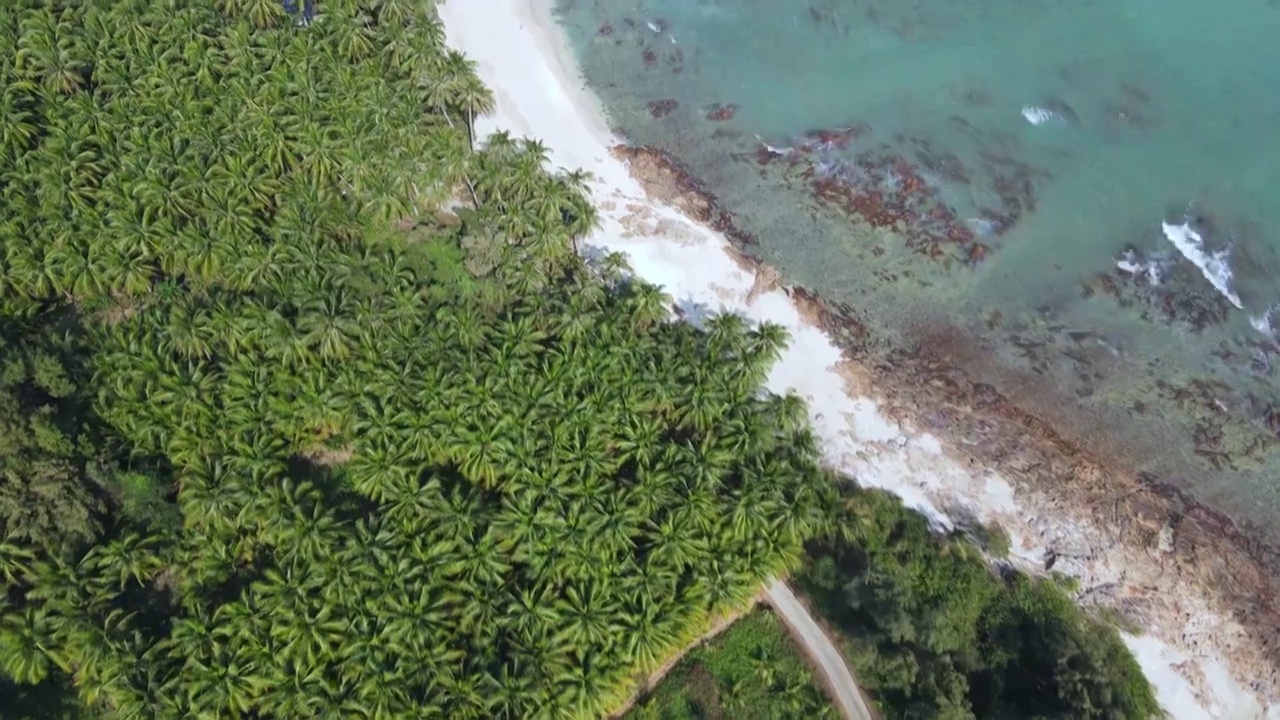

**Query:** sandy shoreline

left=436, top=0, right=1278, bottom=717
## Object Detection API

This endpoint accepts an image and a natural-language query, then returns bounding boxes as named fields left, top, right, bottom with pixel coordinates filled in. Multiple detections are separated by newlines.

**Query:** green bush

left=629, top=610, right=837, bottom=720
left=795, top=486, right=1160, bottom=720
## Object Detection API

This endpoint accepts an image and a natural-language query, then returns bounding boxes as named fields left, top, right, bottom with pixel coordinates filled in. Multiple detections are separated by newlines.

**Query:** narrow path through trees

left=765, top=579, right=877, bottom=720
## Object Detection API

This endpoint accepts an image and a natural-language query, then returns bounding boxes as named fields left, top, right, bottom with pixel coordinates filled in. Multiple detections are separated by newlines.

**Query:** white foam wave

left=967, top=218, right=1001, bottom=237
left=755, top=135, right=793, bottom=157
left=1117, top=249, right=1166, bottom=285
left=1160, top=221, right=1243, bottom=310
left=1021, top=106, right=1061, bottom=126
left=1250, top=307, right=1277, bottom=338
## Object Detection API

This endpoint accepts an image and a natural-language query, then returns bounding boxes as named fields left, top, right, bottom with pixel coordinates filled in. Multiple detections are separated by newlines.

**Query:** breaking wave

left=1160, top=220, right=1244, bottom=310
left=1021, top=105, right=1062, bottom=126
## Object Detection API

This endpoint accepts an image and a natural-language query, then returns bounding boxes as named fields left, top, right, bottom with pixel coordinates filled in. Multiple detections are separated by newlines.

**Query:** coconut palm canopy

left=0, top=2, right=1164, bottom=720
left=0, top=2, right=836, bottom=718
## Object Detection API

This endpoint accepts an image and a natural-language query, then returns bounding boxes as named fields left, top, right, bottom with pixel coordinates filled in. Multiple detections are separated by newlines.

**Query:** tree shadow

left=674, top=298, right=715, bottom=329
left=0, top=675, right=82, bottom=720
left=578, top=243, right=612, bottom=268
left=286, top=453, right=379, bottom=523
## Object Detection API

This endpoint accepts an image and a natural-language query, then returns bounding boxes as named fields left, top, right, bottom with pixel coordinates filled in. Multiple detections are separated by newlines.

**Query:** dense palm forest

left=0, top=2, right=832, bottom=717
left=0, top=1, right=1157, bottom=718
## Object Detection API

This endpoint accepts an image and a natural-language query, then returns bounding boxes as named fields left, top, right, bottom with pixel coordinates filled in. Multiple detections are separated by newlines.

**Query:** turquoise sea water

left=553, top=0, right=1280, bottom=540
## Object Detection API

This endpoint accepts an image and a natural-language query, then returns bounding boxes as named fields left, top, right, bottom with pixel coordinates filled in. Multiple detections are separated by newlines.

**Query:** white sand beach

left=437, top=0, right=1276, bottom=717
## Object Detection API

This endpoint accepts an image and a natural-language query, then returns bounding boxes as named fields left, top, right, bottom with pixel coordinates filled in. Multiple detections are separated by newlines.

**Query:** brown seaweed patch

left=1148, top=376, right=1274, bottom=470
left=801, top=148, right=978, bottom=262
left=966, top=242, right=989, bottom=267
left=1080, top=272, right=1126, bottom=303
left=1154, top=285, right=1232, bottom=331
left=646, top=99, right=678, bottom=119
left=1263, top=404, right=1280, bottom=437
left=977, top=149, right=1045, bottom=227
left=597, top=22, right=614, bottom=36
left=784, top=125, right=1040, bottom=251
left=744, top=144, right=786, bottom=168
left=641, top=48, right=658, bottom=67
left=948, top=114, right=979, bottom=136
left=705, top=102, right=737, bottom=121
left=976, top=207, right=1015, bottom=237
left=1192, top=421, right=1235, bottom=470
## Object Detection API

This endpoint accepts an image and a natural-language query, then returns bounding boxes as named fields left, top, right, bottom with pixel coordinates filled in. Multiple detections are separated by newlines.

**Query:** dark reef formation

left=610, top=145, right=760, bottom=249
left=743, top=123, right=1031, bottom=269
left=1084, top=253, right=1235, bottom=333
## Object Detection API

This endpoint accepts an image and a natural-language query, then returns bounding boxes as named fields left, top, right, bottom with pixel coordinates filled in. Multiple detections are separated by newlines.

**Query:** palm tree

left=0, top=534, right=35, bottom=586
left=457, top=528, right=512, bottom=590
left=555, top=582, right=620, bottom=648
left=420, top=50, right=466, bottom=126
left=81, top=533, right=164, bottom=590
left=15, top=10, right=90, bottom=95
left=177, top=474, right=253, bottom=536
left=554, top=650, right=623, bottom=719
left=486, top=659, right=540, bottom=720
left=0, top=86, right=39, bottom=160
left=627, top=284, right=672, bottom=329
left=373, top=0, right=419, bottom=29
left=460, top=88, right=497, bottom=155
left=183, top=647, right=270, bottom=716
left=276, top=502, right=344, bottom=568
left=0, top=606, right=57, bottom=684
left=646, top=515, right=710, bottom=572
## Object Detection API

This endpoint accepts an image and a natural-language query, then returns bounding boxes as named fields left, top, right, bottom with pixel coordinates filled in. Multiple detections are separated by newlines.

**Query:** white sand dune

left=436, top=1, right=1275, bottom=717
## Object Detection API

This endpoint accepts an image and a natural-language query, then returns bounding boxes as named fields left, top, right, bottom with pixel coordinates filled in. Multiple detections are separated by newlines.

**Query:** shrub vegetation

left=797, top=487, right=1162, bottom=720
left=627, top=609, right=836, bottom=720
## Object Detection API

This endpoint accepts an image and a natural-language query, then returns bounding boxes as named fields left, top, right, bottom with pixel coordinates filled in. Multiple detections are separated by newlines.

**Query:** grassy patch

left=628, top=609, right=838, bottom=720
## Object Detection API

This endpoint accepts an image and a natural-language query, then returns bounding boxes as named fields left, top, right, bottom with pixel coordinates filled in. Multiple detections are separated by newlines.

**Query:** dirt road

left=765, top=578, right=877, bottom=720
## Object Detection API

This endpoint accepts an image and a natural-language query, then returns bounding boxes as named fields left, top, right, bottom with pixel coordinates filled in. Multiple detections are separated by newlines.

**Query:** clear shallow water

left=553, top=0, right=1280, bottom=538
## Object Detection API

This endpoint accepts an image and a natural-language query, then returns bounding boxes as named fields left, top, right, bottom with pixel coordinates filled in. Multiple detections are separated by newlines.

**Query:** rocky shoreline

left=612, top=143, right=1280, bottom=705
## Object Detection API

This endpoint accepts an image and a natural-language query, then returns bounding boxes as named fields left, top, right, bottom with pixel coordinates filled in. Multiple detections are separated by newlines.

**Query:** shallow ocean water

left=551, top=0, right=1280, bottom=539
